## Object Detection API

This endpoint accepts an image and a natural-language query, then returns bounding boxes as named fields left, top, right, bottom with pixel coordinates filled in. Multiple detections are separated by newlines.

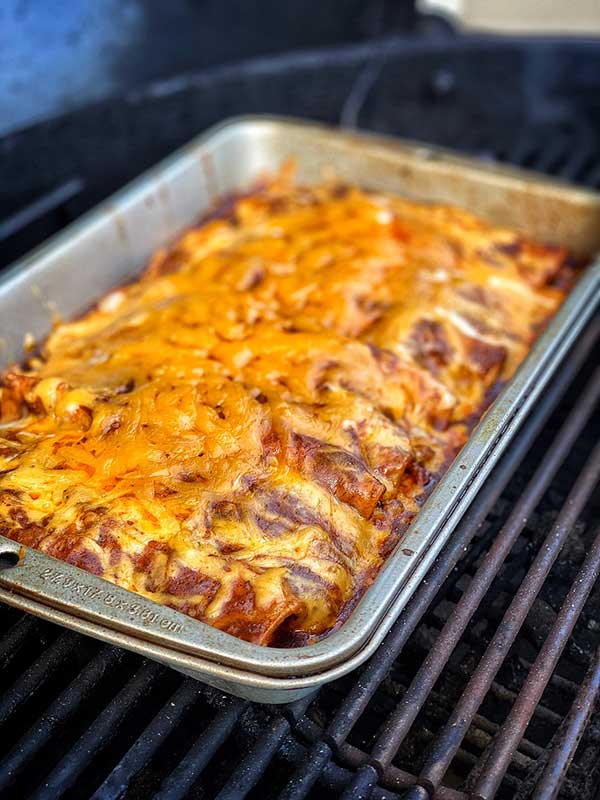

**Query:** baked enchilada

left=0, top=171, right=576, bottom=646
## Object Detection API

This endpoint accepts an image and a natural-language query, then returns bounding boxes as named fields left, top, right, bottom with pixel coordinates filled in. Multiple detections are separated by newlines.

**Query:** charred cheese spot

left=0, top=171, right=576, bottom=645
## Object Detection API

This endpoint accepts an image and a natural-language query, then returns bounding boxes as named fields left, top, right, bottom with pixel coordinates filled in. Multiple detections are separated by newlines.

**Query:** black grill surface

left=1, top=37, right=600, bottom=800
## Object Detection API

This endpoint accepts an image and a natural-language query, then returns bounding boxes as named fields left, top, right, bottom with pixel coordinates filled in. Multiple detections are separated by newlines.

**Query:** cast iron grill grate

left=1, top=40, right=600, bottom=800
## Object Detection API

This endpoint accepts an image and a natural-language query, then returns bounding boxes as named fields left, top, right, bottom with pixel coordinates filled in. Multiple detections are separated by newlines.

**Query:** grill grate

left=2, top=43, right=600, bottom=799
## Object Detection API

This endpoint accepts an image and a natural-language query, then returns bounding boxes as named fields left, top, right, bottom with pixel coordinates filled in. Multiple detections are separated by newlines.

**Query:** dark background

left=0, top=0, right=422, bottom=135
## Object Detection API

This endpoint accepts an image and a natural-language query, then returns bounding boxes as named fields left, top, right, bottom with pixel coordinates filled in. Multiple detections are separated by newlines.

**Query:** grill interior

left=1, top=37, right=600, bottom=800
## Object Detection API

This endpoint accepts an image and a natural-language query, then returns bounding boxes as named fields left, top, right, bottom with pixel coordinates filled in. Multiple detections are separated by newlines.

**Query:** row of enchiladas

left=0, top=169, right=576, bottom=645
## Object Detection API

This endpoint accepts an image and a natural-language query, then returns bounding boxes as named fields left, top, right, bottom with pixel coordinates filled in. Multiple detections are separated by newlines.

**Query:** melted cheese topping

left=0, top=173, right=575, bottom=645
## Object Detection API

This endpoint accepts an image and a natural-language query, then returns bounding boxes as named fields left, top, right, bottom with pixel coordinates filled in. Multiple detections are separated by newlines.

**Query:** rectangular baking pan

left=1, top=116, right=600, bottom=703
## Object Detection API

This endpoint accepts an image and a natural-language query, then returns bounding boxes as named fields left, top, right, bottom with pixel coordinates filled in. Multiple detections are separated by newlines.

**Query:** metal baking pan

left=1, top=116, right=600, bottom=703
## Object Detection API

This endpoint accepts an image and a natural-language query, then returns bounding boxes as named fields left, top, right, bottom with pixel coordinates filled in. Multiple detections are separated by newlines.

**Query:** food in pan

left=0, top=169, right=577, bottom=646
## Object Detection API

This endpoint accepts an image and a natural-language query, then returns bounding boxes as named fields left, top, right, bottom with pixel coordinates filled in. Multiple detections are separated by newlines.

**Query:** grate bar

left=471, top=526, right=600, bottom=799
left=214, top=695, right=313, bottom=800
left=355, top=368, right=600, bottom=773
left=471, top=714, right=543, bottom=760
left=0, top=645, right=122, bottom=793
left=0, top=614, right=40, bottom=665
left=416, top=436, right=600, bottom=795
left=384, top=763, right=466, bottom=799
left=491, top=681, right=563, bottom=728
left=155, top=698, right=247, bottom=800
left=280, top=735, right=404, bottom=800
left=0, top=629, right=78, bottom=724
left=532, top=645, right=600, bottom=800
left=216, top=715, right=291, bottom=800
left=278, top=740, right=333, bottom=800
left=342, top=763, right=381, bottom=799
left=402, top=787, right=430, bottom=800
left=520, top=659, right=580, bottom=697
left=91, top=678, right=203, bottom=800
left=29, top=660, right=163, bottom=800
